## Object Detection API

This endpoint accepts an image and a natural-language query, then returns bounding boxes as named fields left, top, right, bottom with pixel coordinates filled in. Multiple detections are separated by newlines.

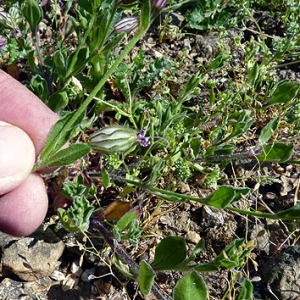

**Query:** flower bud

left=89, top=125, right=138, bottom=154
left=114, top=17, right=139, bottom=34
left=151, top=0, right=168, bottom=9
left=0, top=36, right=7, bottom=50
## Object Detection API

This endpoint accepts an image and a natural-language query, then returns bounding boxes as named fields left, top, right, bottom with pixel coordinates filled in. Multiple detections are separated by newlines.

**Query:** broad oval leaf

left=21, top=0, right=43, bottom=32
left=203, top=186, right=235, bottom=208
left=174, top=271, right=207, bottom=300
left=151, top=236, right=187, bottom=270
left=268, top=80, right=299, bottom=106
left=257, top=143, right=293, bottom=163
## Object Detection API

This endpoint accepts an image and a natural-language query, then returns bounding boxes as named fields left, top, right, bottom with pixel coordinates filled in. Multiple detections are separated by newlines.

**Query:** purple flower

left=114, top=16, right=139, bottom=34
left=151, top=0, right=168, bottom=9
left=137, top=130, right=151, bottom=147
left=0, top=36, right=7, bottom=50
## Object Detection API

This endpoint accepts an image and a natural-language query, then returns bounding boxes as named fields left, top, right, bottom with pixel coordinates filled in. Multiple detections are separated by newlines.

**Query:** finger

left=0, top=70, right=59, bottom=154
left=0, top=121, right=35, bottom=195
left=0, top=173, right=48, bottom=236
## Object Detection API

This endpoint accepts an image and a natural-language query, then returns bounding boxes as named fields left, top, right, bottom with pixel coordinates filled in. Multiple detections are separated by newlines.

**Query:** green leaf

left=66, top=47, right=89, bottom=77
left=40, top=110, right=86, bottom=160
left=58, top=194, right=94, bottom=232
left=267, top=80, right=299, bottom=105
left=222, top=118, right=254, bottom=143
left=211, top=239, right=249, bottom=269
left=54, top=50, right=67, bottom=78
left=179, top=72, right=204, bottom=103
left=203, top=186, right=236, bottom=208
left=139, top=260, right=155, bottom=295
left=183, top=239, right=205, bottom=265
left=237, top=278, right=253, bottom=300
left=29, top=74, right=48, bottom=102
left=47, top=90, right=69, bottom=112
left=151, top=236, right=187, bottom=270
left=116, top=209, right=138, bottom=232
left=257, top=143, right=294, bottom=163
left=101, top=168, right=110, bottom=188
left=274, top=203, right=300, bottom=219
left=207, top=51, right=231, bottom=72
left=21, top=0, right=43, bottom=32
left=34, top=143, right=91, bottom=171
left=259, top=116, right=280, bottom=144
left=173, top=271, right=207, bottom=300
left=140, top=0, right=151, bottom=31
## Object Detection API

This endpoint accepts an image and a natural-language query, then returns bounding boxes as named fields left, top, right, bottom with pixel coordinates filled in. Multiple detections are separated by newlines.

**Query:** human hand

left=0, top=70, right=58, bottom=236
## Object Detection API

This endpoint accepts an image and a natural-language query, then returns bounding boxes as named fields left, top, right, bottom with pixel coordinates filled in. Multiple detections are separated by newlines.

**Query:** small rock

left=170, top=12, right=185, bottom=27
left=70, top=259, right=83, bottom=277
left=81, top=267, right=96, bottom=282
left=50, top=270, right=66, bottom=281
left=186, top=231, right=201, bottom=244
left=0, top=227, right=65, bottom=281
left=262, top=245, right=300, bottom=300
left=183, top=38, right=191, bottom=51
left=61, top=275, right=78, bottom=292
left=249, top=224, right=270, bottom=254
left=201, top=206, right=224, bottom=227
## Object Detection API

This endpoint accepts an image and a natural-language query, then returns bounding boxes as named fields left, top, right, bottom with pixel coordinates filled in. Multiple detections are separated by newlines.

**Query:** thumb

left=0, top=121, right=35, bottom=195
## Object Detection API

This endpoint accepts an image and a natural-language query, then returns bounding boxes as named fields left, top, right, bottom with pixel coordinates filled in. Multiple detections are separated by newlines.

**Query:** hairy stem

left=92, top=219, right=170, bottom=300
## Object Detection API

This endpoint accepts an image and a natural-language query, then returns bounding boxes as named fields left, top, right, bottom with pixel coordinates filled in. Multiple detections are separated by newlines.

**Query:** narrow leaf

left=139, top=260, right=155, bottom=295
left=173, top=271, right=207, bottom=300
left=40, top=110, right=85, bottom=160
left=116, top=209, right=138, bottom=232
left=259, top=116, right=280, bottom=144
left=101, top=168, right=110, bottom=188
left=237, top=278, right=253, bottom=300
left=35, top=143, right=90, bottom=170
left=140, top=0, right=151, bottom=31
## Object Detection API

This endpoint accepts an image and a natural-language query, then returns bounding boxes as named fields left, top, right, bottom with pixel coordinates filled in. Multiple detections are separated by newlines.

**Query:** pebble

left=186, top=231, right=201, bottom=244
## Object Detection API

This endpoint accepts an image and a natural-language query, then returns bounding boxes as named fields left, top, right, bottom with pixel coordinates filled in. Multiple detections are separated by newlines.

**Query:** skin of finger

left=0, top=173, right=48, bottom=236
left=0, top=71, right=57, bottom=235
left=0, top=70, right=59, bottom=154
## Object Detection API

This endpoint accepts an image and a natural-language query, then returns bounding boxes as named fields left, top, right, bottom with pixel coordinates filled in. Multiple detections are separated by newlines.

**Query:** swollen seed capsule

left=114, top=17, right=139, bottom=34
left=151, top=0, right=168, bottom=9
left=89, top=125, right=138, bottom=154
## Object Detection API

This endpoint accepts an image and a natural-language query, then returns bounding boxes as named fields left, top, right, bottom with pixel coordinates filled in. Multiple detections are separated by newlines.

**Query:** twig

left=91, top=219, right=170, bottom=300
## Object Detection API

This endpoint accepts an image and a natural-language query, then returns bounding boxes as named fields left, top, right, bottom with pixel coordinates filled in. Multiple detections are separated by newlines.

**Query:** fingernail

left=0, top=121, right=35, bottom=195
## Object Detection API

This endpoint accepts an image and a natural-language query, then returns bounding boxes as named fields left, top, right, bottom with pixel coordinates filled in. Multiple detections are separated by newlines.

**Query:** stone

left=262, top=245, right=300, bottom=300
left=0, top=226, right=65, bottom=281
left=249, top=224, right=270, bottom=254
left=186, top=231, right=201, bottom=244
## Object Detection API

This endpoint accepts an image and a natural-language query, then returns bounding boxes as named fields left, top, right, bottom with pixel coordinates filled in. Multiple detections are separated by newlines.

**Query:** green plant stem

left=92, top=219, right=170, bottom=300
left=225, top=206, right=279, bottom=219
left=58, top=29, right=147, bottom=145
